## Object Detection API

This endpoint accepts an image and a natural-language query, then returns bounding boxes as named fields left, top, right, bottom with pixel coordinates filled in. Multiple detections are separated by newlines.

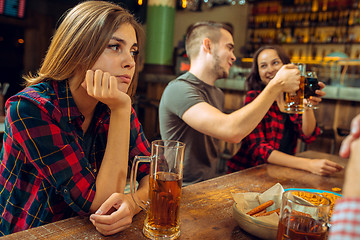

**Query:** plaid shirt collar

left=51, top=80, right=110, bottom=127
left=55, top=80, right=82, bottom=122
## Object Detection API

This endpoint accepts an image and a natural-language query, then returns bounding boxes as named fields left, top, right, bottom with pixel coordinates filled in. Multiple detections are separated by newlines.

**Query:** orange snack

left=246, top=200, right=274, bottom=216
left=254, top=208, right=280, bottom=217
left=252, top=209, right=266, bottom=217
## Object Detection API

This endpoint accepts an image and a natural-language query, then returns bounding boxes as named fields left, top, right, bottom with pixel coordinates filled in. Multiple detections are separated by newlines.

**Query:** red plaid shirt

left=227, top=90, right=320, bottom=173
left=0, top=80, right=150, bottom=235
left=329, top=198, right=360, bottom=239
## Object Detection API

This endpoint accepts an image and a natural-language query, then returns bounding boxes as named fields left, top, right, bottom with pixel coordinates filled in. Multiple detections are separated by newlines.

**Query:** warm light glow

left=241, top=58, right=253, bottom=63
left=322, top=0, right=328, bottom=11
left=138, top=0, right=143, bottom=5
left=276, top=16, right=282, bottom=28
left=182, top=0, right=187, bottom=8
left=349, top=11, right=354, bottom=25
left=312, top=0, right=318, bottom=12
left=18, top=38, right=24, bottom=44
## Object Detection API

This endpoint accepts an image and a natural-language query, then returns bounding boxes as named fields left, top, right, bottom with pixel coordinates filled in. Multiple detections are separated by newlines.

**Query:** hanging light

left=138, top=0, right=143, bottom=5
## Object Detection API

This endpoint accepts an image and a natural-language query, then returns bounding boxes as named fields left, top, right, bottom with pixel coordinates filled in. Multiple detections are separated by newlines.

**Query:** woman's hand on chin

left=82, top=70, right=131, bottom=111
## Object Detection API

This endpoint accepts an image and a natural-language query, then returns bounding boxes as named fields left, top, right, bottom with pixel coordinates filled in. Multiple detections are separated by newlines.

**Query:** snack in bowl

left=246, top=200, right=280, bottom=218
left=285, top=188, right=342, bottom=218
left=233, top=203, right=278, bottom=240
left=231, top=184, right=342, bottom=240
left=246, top=200, right=274, bottom=216
left=254, top=208, right=280, bottom=217
left=232, top=183, right=284, bottom=240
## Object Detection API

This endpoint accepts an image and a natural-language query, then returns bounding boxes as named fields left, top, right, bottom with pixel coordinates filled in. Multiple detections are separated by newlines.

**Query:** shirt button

left=64, top=189, right=68, bottom=194
left=93, top=169, right=97, bottom=173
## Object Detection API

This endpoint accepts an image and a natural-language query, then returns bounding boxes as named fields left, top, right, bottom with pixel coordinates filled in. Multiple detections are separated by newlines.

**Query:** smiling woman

left=227, top=45, right=343, bottom=177
left=0, top=1, right=151, bottom=237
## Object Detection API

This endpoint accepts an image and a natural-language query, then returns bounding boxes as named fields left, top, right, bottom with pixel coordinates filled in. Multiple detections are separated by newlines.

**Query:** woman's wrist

left=110, top=101, right=132, bottom=117
left=107, top=94, right=132, bottom=112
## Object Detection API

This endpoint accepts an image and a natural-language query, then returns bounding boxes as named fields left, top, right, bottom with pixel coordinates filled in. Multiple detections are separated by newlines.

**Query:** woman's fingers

left=94, top=70, right=104, bottom=97
left=312, top=159, right=343, bottom=176
left=95, top=223, right=131, bottom=236
left=102, top=72, right=111, bottom=95
left=322, top=164, right=343, bottom=175
left=84, top=70, right=119, bottom=98
left=339, top=135, right=354, bottom=158
left=90, top=199, right=133, bottom=236
left=85, top=70, right=94, bottom=94
left=318, top=81, right=326, bottom=90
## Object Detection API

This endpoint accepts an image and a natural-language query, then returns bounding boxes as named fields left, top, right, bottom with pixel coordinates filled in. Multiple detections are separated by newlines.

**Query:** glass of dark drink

left=276, top=190, right=331, bottom=240
left=305, top=71, right=320, bottom=109
left=131, top=140, right=185, bottom=240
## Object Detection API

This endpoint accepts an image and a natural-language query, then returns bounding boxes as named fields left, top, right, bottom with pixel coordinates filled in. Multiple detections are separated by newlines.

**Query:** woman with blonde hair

left=0, top=1, right=150, bottom=236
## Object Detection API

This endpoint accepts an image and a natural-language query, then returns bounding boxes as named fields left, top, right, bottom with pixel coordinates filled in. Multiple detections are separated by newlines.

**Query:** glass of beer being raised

left=131, top=140, right=185, bottom=240
left=284, top=63, right=306, bottom=114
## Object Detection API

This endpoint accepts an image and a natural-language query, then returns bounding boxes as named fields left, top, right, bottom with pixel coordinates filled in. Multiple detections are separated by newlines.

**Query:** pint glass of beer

left=131, top=140, right=185, bottom=240
left=284, top=63, right=306, bottom=114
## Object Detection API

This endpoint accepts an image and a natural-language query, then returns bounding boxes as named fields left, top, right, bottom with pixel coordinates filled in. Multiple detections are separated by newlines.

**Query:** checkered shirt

left=329, top=197, right=360, bottom=240
left=227, top=90, right=320, bottom=173
left=0, top=80, right=150, bottom=235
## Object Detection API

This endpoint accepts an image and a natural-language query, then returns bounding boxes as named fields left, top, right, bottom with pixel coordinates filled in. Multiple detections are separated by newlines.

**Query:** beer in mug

left=131, top=140, right=185, bottom=240
left=284, top=63, right=306, bottom=114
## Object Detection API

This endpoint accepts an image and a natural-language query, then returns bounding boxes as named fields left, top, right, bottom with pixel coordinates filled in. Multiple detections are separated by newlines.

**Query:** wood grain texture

left=1, top=151, right=346, bottom=240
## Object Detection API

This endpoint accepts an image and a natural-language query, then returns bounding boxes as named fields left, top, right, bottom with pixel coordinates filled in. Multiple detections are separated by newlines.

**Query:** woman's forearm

left=90, top=106, right=131, bottom=212
left=301, top=108, right=316, bottom=136
left=128, top=175, right=150, bottom=215
left=267, top=150, right=311, bottom=171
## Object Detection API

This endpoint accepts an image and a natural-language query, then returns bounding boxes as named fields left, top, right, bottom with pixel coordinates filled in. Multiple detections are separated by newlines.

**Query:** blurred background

left=1, top=0, right=360, bottom=156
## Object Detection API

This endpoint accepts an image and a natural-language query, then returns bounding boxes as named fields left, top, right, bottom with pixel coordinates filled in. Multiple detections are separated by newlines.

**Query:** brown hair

left=246, top=45, right=291, bottom=91
left=185, top=21, right=233, bottom=61
left=23, top=1, right=144, bottom=97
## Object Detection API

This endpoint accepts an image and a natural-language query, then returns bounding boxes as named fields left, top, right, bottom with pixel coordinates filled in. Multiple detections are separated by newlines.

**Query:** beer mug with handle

left=284, top=63, right=306, bottom=114
left=130, top=140, right=185, bottom=240
left=276, top=190, right=331, bottom=240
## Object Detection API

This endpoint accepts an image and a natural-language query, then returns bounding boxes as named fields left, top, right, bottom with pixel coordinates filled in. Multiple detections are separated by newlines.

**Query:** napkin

left=232, top=183, right=284, bottom=225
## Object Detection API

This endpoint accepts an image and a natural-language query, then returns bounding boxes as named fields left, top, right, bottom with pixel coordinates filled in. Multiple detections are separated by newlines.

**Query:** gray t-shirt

left=159, top=72, right=224, bottom=185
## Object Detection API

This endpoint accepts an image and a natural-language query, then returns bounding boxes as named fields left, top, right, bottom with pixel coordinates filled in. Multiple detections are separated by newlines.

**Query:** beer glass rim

left=283, top=190, right=331, bottom=208
left=152, top=139, right=185, bottom=149
left=306, top=71, right=318, bottom=78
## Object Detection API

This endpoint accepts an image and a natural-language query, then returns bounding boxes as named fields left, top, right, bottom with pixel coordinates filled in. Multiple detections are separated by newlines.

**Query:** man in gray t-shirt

left=159, top=72, right=224, bottom=184
left=159, top=21, right=301, bottom=185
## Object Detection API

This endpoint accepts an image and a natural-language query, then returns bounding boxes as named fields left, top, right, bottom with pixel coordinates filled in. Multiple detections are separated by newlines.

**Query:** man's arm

left=182, top=64, right=300, bottom=143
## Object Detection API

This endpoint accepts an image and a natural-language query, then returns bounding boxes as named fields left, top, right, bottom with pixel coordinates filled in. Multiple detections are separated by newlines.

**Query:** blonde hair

left=24, top=1, right=144, bottom=97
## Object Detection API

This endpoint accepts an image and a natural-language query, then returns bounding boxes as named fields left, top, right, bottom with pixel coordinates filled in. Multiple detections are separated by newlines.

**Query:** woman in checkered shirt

left=227, top=45, right=343, bottom=176
left=0, top=1, right=150, bottom=236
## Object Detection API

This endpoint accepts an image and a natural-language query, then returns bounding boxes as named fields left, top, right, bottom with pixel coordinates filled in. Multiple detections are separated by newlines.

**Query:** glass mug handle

left=130, top=156, right=151, bottom=211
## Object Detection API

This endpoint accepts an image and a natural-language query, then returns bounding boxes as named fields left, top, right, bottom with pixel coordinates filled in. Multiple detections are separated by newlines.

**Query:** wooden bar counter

left=1, top=151, right=346, bottom=240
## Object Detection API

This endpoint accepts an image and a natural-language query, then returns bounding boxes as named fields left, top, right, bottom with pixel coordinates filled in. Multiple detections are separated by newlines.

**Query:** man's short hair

left=185, top=21, right=233, bottom=61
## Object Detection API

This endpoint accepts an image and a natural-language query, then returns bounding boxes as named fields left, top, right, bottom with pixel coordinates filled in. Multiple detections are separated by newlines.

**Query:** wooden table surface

left=1, top=151, right=347, bottom=240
